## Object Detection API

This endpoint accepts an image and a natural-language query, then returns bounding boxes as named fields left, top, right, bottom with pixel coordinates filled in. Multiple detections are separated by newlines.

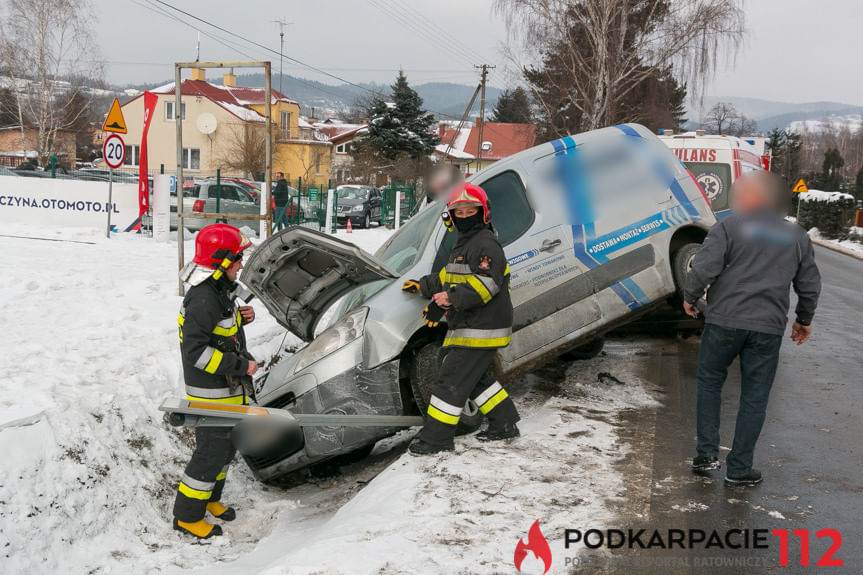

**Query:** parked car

left=170, top=179, right=261, bottom=231
left=228, top=123, right=716, bottom=482
left=0, top=167, right=18, bottom=177
left=336, top=185, right=382, bottom=228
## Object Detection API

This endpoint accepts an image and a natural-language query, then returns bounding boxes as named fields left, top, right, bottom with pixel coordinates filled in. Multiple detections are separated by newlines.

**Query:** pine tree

left=359, top=71, right=439, bottom=161
left=490, top=87, right=532, bottom=124
left=820, top=148, right=844, bottom=191
left=855, top=167, right=863, bottom=202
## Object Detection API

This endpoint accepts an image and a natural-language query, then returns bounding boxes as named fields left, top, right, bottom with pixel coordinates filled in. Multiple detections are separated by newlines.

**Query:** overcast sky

left=91, top=0, right=862, bottom=105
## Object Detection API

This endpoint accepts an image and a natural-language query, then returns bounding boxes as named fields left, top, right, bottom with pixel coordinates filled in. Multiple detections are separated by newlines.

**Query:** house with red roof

left=120, top=69, right=331, bottom=186
left=433, top=119, right=537, bottom=175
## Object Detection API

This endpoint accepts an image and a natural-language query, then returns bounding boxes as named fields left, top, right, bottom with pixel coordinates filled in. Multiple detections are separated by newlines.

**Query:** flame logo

left=514, top=520, right=552, bottom=574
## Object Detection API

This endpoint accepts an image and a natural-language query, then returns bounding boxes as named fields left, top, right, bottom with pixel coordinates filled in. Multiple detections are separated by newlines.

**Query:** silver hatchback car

left=238, top=123, right=716, bottom=481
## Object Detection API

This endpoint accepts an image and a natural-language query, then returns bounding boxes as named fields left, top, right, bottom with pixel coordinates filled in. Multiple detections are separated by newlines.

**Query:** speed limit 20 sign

left=102, top=133, right=126, bottom=169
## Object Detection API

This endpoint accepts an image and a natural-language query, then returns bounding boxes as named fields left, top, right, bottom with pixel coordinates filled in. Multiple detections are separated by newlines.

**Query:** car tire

left=560, top=337, right=605, bottom=361
left=362, top=212, right=370, bottom=228
left=672, top=242, right=702, bottom=300
left=409, top=342, right=483, bottom=436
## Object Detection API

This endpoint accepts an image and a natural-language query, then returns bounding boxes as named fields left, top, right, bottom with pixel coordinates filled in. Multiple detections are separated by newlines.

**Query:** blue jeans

left=696, top=324, right=783, bottom=476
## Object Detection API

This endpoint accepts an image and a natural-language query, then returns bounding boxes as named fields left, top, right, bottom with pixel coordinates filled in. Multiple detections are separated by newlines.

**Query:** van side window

left=480, top=171, right=533, bottom=245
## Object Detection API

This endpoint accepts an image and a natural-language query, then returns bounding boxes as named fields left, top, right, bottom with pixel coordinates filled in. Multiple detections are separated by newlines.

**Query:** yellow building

left=120, top=70, right=331, bottom=186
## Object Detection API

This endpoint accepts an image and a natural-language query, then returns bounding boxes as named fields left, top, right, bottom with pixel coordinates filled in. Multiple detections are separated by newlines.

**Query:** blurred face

left=453, top=205, right=479, bottom=219
left=731, top=175, right=773, bottom=215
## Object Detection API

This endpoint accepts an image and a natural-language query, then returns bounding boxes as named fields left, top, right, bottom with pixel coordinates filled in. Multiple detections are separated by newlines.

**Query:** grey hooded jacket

left=684, top=211, right=821, bottom=336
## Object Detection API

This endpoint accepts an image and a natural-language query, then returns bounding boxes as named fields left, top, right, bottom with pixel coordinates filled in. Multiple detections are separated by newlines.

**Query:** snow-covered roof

left=148, top=80, right=296, bottom=123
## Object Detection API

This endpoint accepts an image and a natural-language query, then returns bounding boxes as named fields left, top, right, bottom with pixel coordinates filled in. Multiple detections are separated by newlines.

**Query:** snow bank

left=799, top=189, right=855, bottom=203
left=0, top=224, right=658, bottom=574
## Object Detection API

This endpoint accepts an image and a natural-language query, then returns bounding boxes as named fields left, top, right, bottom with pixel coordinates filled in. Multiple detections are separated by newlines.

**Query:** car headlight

left=352, top=204, right=365, bottom=212
left=293, top=307, right=368, bottom=374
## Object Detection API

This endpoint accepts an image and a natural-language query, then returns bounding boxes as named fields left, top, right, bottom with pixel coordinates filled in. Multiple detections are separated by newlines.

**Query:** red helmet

left=446, top=183, right=490, bottom=224
left=193, top=224, right=251, bottom=269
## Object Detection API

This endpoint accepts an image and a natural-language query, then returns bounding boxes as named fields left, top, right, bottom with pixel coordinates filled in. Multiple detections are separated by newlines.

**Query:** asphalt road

left=584, top=246, right=862, bottom=574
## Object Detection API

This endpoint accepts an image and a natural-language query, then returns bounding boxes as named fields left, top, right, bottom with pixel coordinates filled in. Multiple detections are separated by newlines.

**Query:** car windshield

left=338, top=186, right=369, bottom=200
left=327, top=202, right=443, bottom=324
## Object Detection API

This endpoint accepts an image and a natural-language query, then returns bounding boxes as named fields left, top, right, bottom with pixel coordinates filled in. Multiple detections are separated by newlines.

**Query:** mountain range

left=126, top=73, right=861, bottom=133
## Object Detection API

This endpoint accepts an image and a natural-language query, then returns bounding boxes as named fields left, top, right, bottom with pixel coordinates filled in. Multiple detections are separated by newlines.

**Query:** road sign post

left=102, top=133, right=126, bottom=238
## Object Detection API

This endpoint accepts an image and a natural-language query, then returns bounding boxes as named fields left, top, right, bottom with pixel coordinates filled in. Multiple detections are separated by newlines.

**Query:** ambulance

left=658, top=131, right=769, bottom=219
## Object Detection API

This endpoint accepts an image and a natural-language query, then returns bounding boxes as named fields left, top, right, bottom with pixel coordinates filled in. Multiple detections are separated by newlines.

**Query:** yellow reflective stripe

left=215, top=472, right=227, bottom=481
left=178, top=313, right=185, bottom=325
left=427, top=405, right=460, bottom=425
left=443, top=272, right=493, bottom=303
left=465, top=276, right=492, bottom=303
left=504, top=263, right=510, bottom=276
left=203, top=349, right=223, bottom=374
left=212, top=324, right=238, bottom=337
left=186, top=393, right=245, bottom=405
left=442, top=335, right=512, bottom=348
left=178, top=482, right=212, bottom=500
left=438, top=267, right=447, bottom=285
left=479, top=388, right=509, bottom=414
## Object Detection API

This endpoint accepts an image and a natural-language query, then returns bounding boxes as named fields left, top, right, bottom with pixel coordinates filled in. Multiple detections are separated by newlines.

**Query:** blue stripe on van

left=613, top=124, right=701, bottom=220
left=555, top=143, right=647, bottom=310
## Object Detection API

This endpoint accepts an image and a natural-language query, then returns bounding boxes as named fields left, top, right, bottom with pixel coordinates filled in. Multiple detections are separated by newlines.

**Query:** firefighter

left=172, top=224, right=258, bottom=539
left=402, top=183, right=520, bottom=455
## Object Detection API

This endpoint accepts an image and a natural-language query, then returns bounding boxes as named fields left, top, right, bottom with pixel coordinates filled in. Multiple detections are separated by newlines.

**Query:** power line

left=150, top=0, right=376, bottom=94
left=393, top=1, right=490, bottom=65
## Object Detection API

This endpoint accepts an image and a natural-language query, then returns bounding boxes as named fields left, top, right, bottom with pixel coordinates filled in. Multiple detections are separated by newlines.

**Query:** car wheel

left=560, top=337, right=605, bottom=361
left=672, top=242, right=702, bottom=301
left=363, top=212, right=370, bottom=228
left=409, top=342, right=482, bottom=436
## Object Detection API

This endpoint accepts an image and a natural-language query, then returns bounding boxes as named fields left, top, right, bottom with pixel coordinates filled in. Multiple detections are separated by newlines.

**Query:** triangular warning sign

left=102, top=98, right=127, bottom=134
left=792, top=178, right=808, bottom=193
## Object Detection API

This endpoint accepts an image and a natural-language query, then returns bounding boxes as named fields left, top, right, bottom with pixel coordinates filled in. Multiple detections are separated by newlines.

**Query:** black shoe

left=476, top=424, right=520, bottom=442
left=691, top=455, right=721, bottom=471
left=725, top=468, right=763, bottom=486
left=409, top=439, right=454, bottom=456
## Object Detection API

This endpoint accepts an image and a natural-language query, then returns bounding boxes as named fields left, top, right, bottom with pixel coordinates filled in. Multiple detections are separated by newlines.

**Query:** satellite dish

left=196, top=113, right=218, bottom=134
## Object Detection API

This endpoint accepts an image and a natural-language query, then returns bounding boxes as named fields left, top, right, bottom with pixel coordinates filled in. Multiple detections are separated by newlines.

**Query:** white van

left=659, top=131, right=768, bottom=219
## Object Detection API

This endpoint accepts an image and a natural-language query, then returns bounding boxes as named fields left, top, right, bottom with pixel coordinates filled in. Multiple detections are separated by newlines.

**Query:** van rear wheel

left=672, top=243, right=702, bottom=300
left=409, top=342, right=483, bottom=435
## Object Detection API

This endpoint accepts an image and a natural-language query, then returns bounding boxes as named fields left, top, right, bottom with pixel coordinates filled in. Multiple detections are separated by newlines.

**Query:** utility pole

left=474, top=64, right=495, bottom=168
left=273, top=18, right=293, bottom=94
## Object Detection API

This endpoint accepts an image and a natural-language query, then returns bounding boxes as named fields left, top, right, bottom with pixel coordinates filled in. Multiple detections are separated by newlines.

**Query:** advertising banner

left=0, top=177, right=139, bottom=231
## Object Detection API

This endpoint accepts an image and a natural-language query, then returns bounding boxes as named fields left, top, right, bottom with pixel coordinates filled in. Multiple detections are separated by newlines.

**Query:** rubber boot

left=207, top=501, right=236, bottom=521
left=173, top=518, right=223, bottom=539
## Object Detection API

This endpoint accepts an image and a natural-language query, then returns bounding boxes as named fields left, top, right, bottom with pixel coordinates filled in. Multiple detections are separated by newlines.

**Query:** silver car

left=238, top=123, right=716, bottom=481
left=171, top=180, right=260, bottom=231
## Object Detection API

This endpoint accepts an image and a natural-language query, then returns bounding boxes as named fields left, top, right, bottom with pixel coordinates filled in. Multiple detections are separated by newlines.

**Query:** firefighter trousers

left=419, top=347, right=520, bottom=445
left=173, top=426, right=235, bottom=523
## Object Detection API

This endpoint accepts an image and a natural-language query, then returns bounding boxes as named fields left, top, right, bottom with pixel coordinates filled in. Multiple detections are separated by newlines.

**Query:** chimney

left=190, top=68, right=205, bottom=81
left=223, top=72, right=236, bottom=87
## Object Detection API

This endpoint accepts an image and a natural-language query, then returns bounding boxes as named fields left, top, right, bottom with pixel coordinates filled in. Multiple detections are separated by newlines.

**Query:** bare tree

left=0, top=0, right=102, bottom=165
left=495, top=0, right=746, bottom=131
left=700, top=101, right=756, bottom=136
left=216, top=122, right=273, bottom=179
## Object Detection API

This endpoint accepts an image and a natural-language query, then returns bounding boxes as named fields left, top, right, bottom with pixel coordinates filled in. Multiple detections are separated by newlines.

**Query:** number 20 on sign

left=102, top=134, right=126, bottom=169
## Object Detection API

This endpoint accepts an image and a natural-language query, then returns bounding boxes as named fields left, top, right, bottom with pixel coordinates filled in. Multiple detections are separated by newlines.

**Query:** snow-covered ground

left=0, top=224, right=657, bottom=574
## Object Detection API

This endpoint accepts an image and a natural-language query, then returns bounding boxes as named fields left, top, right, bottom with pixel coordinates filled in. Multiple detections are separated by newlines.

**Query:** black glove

left=422, top=301, right=446, bottom=327
left=402, top=279, right=421, bottom=294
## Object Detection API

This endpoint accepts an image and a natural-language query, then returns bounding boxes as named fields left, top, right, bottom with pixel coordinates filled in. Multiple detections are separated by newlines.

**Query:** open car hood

left=241, top=227, right=398, bottom=342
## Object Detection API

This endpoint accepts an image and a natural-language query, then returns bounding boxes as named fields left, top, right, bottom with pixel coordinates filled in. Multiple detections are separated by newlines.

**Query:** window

left=315, top=150, right=322, bottom=175
left=182, top=148, right=200, bottom=170
left=336, top=143, right=347, bottom=154
left=685, top=162, right=732, bottom=213
left=214, top=185, right=239, bottom=201
left=479, top=170, right=533, bottom=245
left=280, top=111, right=292, bottom=139
left=165, top=101, right=186, bottom=121
left=124, top=145, right=140, bottom=166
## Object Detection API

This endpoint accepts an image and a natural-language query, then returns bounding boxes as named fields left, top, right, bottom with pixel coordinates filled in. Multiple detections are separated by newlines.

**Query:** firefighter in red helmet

left=402, top=183, right=520, bottom=454
left=172, top=224, right=257, bottom=539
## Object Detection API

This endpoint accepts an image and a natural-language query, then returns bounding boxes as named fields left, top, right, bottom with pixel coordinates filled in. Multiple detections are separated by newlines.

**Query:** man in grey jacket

left=684, top=171, right=821, bottom=486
